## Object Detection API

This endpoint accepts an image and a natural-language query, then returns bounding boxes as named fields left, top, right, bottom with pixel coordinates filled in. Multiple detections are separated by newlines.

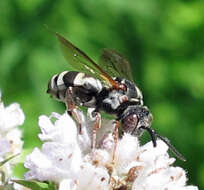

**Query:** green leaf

left=0, top=154, right=20, bottom=167
left=12, top=180, right=49, bottom=190
left=0, top=171, right=6, bottom=184
left=47, top=181, right=58, bottom=190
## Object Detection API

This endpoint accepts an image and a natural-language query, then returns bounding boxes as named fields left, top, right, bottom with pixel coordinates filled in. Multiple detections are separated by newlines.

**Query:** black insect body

left=47, top=33, right=186, bottom=161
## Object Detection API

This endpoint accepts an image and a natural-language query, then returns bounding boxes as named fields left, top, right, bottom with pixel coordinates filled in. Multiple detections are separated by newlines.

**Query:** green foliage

left=0, top=0, right=203, bottom=188
left=0, top=154, right=20, bottom=167
left=13, top=180, right=57, bottom=190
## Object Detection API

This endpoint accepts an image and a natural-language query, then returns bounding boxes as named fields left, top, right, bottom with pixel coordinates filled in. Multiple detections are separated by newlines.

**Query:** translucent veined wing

left=55, top=33, right=119, bottom=88
left=98, top=49, right=134, bottom=82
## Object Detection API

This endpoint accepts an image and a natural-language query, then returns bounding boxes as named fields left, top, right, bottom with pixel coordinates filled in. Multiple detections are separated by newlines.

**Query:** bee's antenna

left=155, top=133, right=186, bottom=162
left=139, top=126, right=186, bottom=162
left=139, top=126, right=157, bottom=147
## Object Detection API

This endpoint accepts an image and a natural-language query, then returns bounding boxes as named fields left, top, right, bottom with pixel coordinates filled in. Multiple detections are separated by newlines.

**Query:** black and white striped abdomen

left=47, top=71, right=103, bottom=103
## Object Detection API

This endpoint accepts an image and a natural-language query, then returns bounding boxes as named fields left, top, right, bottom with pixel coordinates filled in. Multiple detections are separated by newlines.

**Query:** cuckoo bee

left=47, top=33, right=185, bottom=161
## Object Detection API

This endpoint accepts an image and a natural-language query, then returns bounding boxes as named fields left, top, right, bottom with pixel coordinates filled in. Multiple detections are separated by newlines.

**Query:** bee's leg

left=91, top=111, right=101, bottom=150
left=65, top=87, right=83, bottom=134
left=112, top=120, right=120, bottom=161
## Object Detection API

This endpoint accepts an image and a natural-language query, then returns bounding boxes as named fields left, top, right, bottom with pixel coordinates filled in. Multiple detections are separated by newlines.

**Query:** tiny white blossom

left=0, top=93, right=25, bottom=189
left=77, top=162, right=110, bottom=190
left=0, top=102, right=25, bottom=132
left=38, top=113, right=78, bottom=144
left=24, top=111, right=199, bottom=190
left=25, top=113, right=83, bottom=182
left=0, top=96, right=24, bottom=158
left=0, top=139, right=10, bottom=157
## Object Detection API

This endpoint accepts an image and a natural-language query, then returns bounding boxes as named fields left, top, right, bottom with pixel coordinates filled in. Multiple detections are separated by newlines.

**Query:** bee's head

left=121, top=105, right=186, bottom=161
left=121, top=105, right=153, bottom=137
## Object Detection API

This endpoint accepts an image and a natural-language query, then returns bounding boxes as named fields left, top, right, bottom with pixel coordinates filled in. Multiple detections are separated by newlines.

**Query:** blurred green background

left=0, top=0, right=203, bottom=188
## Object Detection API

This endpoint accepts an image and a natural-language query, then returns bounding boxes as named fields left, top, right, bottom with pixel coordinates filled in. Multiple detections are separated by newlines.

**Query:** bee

left=47, top=33, right=186, bottom=161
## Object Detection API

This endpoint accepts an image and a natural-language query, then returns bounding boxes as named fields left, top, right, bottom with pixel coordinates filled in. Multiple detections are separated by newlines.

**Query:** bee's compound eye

left=122, top=113, right=138, bottom=135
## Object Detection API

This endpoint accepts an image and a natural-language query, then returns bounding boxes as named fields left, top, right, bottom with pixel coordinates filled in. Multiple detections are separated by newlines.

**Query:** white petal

left=5, top=128, right=23, bottom=155
left=24, top=148, right=53, bottom=169
left=0, top=139, right=10, bottom=157
left=140, top=140, right=169, bottom=159
left=0, top=103, right=25, bottom=131
left=38, top=113, right=78, bottom=144
left=41, top=142, right=82, bottom=176
left=77, top=163, right=110, bottom=190
left=38, top=115, right=55, bottom=133
left=24, top=140, right=82, bottom=182
left=24, top=148, right=63, bottom=182
left=116, top=133, right=139, bottom=163
left=84, top=149, right=110, bottom=167
left=161, top=185, right=199, bottom=190
left=139, top=140, right=173, bottom=168
left=132, top=165, right=188, bottom=190
left=59, top=179, right=77, bottom=190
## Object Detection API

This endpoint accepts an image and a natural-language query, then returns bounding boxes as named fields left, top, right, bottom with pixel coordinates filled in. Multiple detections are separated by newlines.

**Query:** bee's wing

left=56, top=33, right=118, bottom=88
left=98, top=49, right=134, bottom=82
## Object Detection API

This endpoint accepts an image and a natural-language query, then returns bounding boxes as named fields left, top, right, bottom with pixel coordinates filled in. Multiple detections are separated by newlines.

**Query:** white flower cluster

left=0, top=92, right=25, bottom=188
left=24, top=111, right=198, bottom=190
